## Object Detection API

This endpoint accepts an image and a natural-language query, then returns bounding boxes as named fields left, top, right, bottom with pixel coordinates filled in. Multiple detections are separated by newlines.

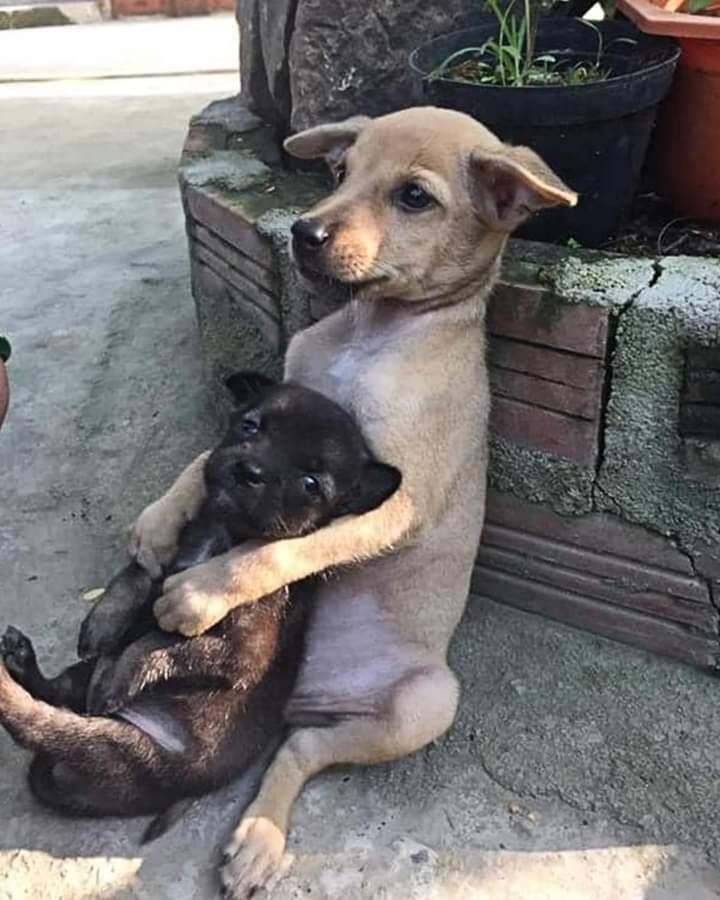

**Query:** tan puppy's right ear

left=468, top=145, right=578, bottom=233
left=283, top=116, right=371, bottom=165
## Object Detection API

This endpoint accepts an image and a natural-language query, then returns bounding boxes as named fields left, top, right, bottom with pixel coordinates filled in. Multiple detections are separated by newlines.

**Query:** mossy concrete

left=0, top=7, right=71, bottom=29
left=489, top=437, right=596, bottom=516
left=597, top=257, right=720, bottom=570
left=535, top=252, right=656, bottom=310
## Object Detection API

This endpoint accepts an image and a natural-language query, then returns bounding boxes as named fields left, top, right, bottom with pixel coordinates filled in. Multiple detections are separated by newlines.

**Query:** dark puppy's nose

left=237, top=461, right=264, bottom=486
left=291, top=217, right=330, bottom=252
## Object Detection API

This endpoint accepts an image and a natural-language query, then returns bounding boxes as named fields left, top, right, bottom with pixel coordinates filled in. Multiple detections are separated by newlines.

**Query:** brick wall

left=111, top=0, right=232, bottom=18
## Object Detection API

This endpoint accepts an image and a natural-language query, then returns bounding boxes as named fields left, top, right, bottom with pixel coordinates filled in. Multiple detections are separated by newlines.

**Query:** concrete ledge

left=0, top=3, right=103, bottom=27
left=178, top=98, right=720, bottom=669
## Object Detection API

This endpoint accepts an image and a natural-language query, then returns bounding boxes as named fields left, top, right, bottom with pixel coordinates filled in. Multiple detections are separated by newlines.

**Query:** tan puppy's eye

left=395, top=183, right=435, bottom=212
left=333, top=164, right=347, bottom=186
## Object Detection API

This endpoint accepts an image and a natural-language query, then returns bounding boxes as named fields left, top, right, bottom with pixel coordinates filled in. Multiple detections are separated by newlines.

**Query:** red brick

left=472, top=566, right=718, bottom=669
left=489, top=283, right=609, bottom=358
left=489, top=337, right=604, bottom=392
left=481, top=525, right=711, bottom=607
left=485, top=488, right=697, bottom=575
left=491, top=395, right=599, bottom=465
left=490, top=367, right=601, bottom=420
left=185, top=186, right=273, bottom=271
left=683, top=379, right=720, bottom=404
left=183, top=125, right=226, bottom=157
left=111, top=0, right=163, bottom=15
left=192, top=224, right=276, bottom=296
left=679, top=404, right=720, bottom=437
left=167, top=0, right=211, bottom=13
left=192, top=243, right=279, bottom=323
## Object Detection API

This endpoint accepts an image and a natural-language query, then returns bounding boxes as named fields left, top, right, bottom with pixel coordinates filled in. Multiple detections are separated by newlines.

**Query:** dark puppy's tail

left=30, top=753, right=193, bottom=841
left=27, top=754, right=100, bottom=817
left=141, top=798, right=194, bottom=844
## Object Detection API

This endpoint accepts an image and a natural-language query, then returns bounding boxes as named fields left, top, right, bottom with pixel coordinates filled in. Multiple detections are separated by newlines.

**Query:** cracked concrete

left=596, top=256, right=720, bottom=562
left=500, top=245, right=720, bottom=574
left=3, top=66, right=720, bottom=900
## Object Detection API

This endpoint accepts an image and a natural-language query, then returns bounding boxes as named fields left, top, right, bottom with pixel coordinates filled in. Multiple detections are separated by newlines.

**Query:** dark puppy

left=0, top=373, right=399, bottom=840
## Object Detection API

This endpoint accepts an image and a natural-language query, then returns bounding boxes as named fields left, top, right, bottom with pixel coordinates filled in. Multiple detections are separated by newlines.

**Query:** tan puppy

left=129, top=107, right=576, bottom=897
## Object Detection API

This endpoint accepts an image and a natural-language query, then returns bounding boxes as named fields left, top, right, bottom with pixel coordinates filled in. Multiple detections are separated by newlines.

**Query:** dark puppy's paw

left=77, top=602, right=127, bottom=660
left=77, top=563, right=153, bottom=660
left=86, top=651, right=147, bottom=715
left=85, top=657, right=116, bottom=715
left=1, top=626, right=37, bottom=683
left=77, top=615, right=106, bottom=661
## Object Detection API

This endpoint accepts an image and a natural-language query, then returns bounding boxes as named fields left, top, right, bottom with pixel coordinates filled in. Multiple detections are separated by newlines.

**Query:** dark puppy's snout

left=291, top=217, right=331, bottom=254
left=236, top=461, right=264, bottom=486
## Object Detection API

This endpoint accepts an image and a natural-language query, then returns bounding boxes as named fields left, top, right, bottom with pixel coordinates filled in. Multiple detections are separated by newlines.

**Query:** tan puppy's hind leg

left=219, top=664, right=459, bottom=899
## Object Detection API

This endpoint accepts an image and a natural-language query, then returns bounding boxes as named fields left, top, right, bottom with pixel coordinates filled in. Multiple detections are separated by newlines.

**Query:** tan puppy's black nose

left=291, top=217, right=330, bottom=253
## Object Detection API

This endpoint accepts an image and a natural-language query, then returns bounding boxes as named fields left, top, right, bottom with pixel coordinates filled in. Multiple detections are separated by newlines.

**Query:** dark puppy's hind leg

left=0, top=663, right=169, bottom=818
left=1, top=627, right=93, bottom=712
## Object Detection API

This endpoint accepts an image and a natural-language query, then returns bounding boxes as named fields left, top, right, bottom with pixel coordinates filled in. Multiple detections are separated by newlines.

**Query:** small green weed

left=427, top=3, right=637, bottom=88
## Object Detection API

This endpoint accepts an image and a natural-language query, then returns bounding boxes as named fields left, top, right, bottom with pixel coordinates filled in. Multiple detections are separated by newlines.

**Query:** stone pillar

left=237, top=0, right=478, bottom=134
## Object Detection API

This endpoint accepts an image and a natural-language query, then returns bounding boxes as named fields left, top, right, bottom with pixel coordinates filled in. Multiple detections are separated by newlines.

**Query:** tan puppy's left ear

left=468, top=145, right=578, bottom=232
left=283, top=116, right=371, bottom=166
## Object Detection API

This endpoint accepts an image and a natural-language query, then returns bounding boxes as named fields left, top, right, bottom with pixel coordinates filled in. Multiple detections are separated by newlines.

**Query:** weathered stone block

left=237, top=0, right=479, bottom=133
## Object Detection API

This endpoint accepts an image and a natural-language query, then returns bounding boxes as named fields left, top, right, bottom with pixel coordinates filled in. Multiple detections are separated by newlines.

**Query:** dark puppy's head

left=202, top=372, right=400, bottom=541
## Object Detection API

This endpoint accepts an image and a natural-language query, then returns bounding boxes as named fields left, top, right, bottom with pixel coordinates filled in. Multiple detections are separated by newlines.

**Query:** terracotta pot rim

left=617, top=0, right=720, bottom=40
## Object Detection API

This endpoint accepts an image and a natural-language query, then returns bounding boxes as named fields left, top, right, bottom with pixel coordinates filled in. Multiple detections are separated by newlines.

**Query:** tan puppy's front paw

left=128, top=498, right=186, bottom=579
left=221, top=816, right=291, bottom=899
left=153, top=559, right=231, bottom=636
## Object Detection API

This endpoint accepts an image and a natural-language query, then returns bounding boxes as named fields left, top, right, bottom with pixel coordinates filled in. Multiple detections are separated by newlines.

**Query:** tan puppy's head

left=284, top=107, right=577, bottom=304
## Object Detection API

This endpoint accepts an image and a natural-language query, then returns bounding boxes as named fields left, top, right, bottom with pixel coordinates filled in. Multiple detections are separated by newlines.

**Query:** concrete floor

left=2, top=29, right=720, bottom=900
left=0, top=14, right=237, bottom=82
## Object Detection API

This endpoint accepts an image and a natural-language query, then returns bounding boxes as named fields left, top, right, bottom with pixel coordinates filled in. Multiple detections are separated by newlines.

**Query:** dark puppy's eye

left=241, top=416, right=260, bottom=436
left=302, top=475, right=322, bottom=496
left=396, top=182, right=434, bottom=212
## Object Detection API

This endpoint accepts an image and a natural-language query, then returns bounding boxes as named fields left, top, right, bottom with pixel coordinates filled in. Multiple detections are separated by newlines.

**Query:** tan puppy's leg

left=128, top=451, right=209, bottom=578
left=220, top=664, right=458, bottom=899
left=154, top=486, right=418, bottom=636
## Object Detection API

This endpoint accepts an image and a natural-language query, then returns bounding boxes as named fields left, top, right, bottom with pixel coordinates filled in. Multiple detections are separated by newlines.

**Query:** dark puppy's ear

left=344, top=462, right=401, bottom=515
left=283, top=116, right=371, bottom=167
left=468, top=145, right=577, bottom=232
left=225, top=371, right=276, bottom=406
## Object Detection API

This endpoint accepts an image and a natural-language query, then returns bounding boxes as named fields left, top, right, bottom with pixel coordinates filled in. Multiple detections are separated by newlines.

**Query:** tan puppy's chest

left=285, top=306, right=488, bottom=706
left=287, top=306, right=428, bottom=450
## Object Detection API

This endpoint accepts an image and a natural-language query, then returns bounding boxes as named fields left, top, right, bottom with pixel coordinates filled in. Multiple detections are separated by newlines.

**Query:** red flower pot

left=617, top=0, right=720, bottom=222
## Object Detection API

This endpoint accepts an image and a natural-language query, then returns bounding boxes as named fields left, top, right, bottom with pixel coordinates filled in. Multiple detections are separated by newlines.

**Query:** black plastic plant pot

left=410, top=19, right=680, bottom=246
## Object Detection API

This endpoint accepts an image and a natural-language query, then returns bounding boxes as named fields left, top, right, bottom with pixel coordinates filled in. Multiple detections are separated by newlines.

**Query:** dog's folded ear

left=225, top=371, right=277, bottom=405
left=343, top=462, right=401, bottom=516
left=283, top=116, right=371, bottom=166
left=468, top=146, right=578, bottom=232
